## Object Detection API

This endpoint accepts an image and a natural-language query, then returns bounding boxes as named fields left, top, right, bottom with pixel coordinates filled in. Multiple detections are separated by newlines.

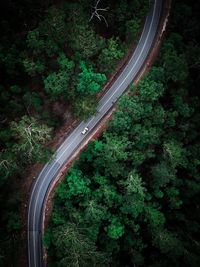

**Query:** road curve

left=28, top=1, right=164, bottom=266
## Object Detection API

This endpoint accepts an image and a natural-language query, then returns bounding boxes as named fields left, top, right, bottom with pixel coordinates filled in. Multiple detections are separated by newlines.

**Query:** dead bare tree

left=89, top=0, right=109, bottom=27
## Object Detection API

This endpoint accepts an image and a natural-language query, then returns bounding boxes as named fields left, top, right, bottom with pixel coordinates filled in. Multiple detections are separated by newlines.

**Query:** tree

left=98, top=38, right=124, bottom=75
left=82, top=199, right=108, bottom=224
left=26, top=29, right=45, bottom=55
left=120, top=171, right=146, bottom=219
left=145, top=205, right=166, bottom=231
left=163, top=140, right=186, bottom=168
left=137, top=77, right=165, bottom=102
left=66, top=6, right=100, bottom=59
left=125, top=19, right=140, bottom=43
left=120, top=170, right=146, bottom=197
left=106, top=217, right=124, bottom=239
left=94, top=133, right=130, bottom=177
left=44, top=55, right=74, bottom=97
left=57, top=53, right=74, bottom=71
left=23, top=56, right=45, bottom=76
left=0, top=151, right=17, bottom=182
left=95, top=184, right=122, bottom=208
left=162, top=42, right=188, bottom=82
left=153, top=230, right=184, bottom=257
left=26, top=6, right=67, bottom=59
left=73, top=96, right=97, bottom=120
left=39, top=6, right=67, bottom=48
left=10, top=115, right=52, bottom=162
left=76, top=61, right=106, bottom=95
left=151, top=161, right=176, bottom=188
left=52, top=223, right=110, bottom=267
left=44, top=71, right=67, bottom=96
left=63, top=168, right=91, bottom=198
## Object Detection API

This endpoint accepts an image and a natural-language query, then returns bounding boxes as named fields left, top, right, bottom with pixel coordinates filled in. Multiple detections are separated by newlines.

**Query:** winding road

left=28, top=0, right=164, bottom=266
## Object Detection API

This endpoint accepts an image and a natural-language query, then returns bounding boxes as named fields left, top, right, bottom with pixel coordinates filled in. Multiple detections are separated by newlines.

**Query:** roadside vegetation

left=0, top=0, right=148, bottom=265
left=45, top=0, right=200, bottom=266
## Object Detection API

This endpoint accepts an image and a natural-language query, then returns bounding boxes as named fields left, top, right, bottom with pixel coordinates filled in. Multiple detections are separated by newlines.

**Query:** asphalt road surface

left=28, top=0, right=164, bottom=266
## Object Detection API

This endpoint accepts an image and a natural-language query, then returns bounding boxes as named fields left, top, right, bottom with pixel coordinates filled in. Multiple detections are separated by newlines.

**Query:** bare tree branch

left=89, top=0, right=109, bottom=27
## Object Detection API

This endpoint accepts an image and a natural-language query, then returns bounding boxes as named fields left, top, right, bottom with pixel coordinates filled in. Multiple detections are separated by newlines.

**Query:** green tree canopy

left=51, top=223, right=110, bottom=267
left=76, top=61, right=106, bottom=95
left=98, top=38, right=124, bottom=75
left=10, top=115, right=52, bottom=162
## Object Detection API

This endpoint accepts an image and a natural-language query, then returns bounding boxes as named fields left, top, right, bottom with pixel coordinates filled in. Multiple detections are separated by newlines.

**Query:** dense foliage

left=46, top=1, right=200, bottom=266
left=0, top=0, right=148, bottom=266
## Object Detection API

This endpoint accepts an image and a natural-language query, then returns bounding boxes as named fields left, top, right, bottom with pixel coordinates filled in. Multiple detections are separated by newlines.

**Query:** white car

left=81, top=127, right=89, bottom=135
